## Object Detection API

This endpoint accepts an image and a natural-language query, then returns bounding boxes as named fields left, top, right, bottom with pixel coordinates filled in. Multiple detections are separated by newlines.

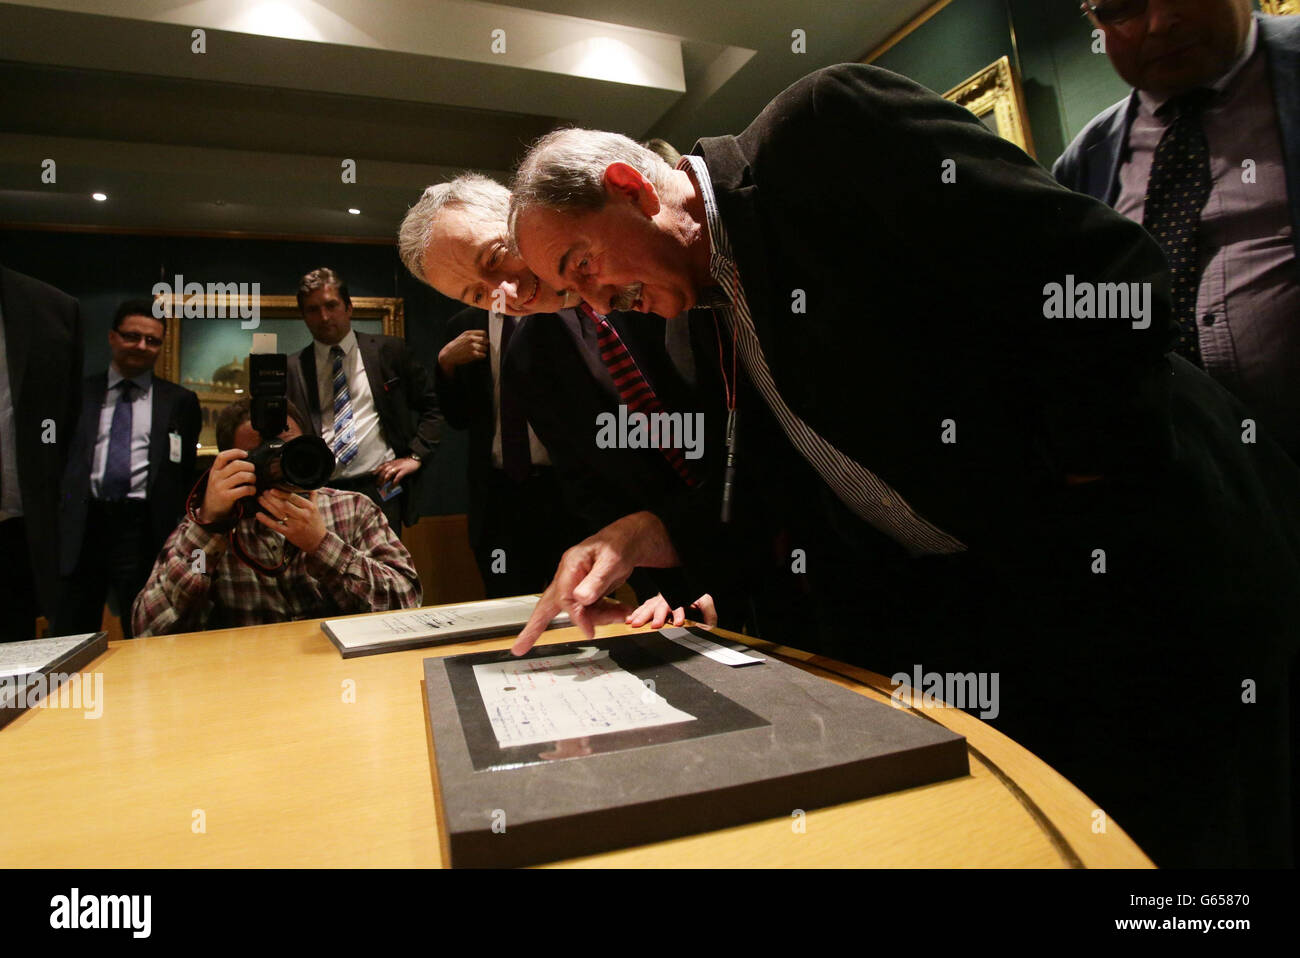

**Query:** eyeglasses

left=114, top=331, right=164, bottom=348
left=1081, top=0, right=1148, bottom=25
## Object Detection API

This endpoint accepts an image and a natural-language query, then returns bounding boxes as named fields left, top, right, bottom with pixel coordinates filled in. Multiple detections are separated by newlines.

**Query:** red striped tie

left=581, top=303, right=696, bottom=487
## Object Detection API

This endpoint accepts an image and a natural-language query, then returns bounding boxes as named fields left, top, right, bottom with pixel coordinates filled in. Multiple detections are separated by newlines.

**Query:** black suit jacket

left=505, top=308, right=724, bottom=607
left=59, top=373, right=202, bottom=574
left=435, top=307, right=495, bottom=552
left=286, top=331, right=442, bottom=527
left=678, top=65, right=1186, bottom=558
left=648, top=64, right=1300, bottom=866
left=0, top=266, right=82, bottom=616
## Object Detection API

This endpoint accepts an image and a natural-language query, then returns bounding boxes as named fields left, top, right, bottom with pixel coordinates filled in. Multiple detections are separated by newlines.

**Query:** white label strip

left=660, top=627, right=765, bottom=667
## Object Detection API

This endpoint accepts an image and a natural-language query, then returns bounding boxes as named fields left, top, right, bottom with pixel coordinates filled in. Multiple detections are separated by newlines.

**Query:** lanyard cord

left=713, top=310, right=740, bottom=523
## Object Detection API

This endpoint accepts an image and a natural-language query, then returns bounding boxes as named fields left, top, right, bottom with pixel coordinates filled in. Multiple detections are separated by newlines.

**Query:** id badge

left=169, top=431, right=183, bottom=463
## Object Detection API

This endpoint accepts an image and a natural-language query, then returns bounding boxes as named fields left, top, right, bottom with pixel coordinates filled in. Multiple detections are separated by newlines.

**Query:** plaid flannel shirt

left=132, top=487, right=421, bottom=636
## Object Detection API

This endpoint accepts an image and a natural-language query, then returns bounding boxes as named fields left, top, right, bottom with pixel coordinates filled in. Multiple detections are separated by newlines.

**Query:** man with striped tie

left=400, top=175, right=716, bottom=624
left=506, top=66, right=1300, bottom=868
left=286, top=268, right=442, bottom=532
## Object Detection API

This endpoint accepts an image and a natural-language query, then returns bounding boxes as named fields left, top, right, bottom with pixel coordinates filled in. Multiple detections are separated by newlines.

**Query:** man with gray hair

left=399, top=174, right=578, bottom=318
left=398, top=175, right=716, bottom=621
left=398, top=175, right=584, bottom=596
left=507, top=64, right=1300, bottom=868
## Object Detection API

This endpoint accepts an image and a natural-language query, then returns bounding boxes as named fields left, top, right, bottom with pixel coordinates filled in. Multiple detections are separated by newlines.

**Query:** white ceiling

left=0, top=0, right=934, bottom=239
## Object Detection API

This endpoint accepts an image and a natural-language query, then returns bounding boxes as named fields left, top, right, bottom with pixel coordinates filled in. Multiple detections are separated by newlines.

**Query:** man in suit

left=1055, top=1, right=1300, bottom=460
left=400, top=175, right=712, bottom=619
left=53, top=298, right=201, bottom=639
left=285, top=268, right=442, bottom=532
left=507, top=65, right=1300, bottom=867
left=505, top=304, right=734, bottom=628
left=435, top=304, right=581, bottom=597
left=0, top=266, right=82, bottom=642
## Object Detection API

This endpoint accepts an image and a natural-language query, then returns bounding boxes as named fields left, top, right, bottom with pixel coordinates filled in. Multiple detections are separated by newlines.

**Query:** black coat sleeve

left=434, top=307, right=491, bottom=432
left=391, top=340, right=443, bottom=460
left=768, top=65, right=1175, bottom=475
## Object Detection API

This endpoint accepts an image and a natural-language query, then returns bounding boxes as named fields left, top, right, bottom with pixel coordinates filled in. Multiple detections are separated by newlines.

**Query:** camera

left=247, top=352, right=335, bottom=493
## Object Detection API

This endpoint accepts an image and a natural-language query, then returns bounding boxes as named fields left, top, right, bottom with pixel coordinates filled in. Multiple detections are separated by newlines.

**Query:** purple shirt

left=1116, top=19, right=1300, bottom=454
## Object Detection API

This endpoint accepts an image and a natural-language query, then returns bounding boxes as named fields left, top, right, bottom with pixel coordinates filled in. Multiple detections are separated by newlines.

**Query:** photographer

left=131, top=398, right=421, bottom=637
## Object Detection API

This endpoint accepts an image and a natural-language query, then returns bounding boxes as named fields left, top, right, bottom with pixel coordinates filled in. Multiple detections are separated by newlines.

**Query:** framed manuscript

left=424, top=628, right=969, bottom=867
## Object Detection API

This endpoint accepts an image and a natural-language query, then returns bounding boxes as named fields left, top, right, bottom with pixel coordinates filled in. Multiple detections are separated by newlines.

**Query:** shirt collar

left=677, top=154, right=736, bottom=308
left=314, top=328, right=357, bottom=359
left=107, top=365, right=152, bottom=392
left=1138, top=16, right=1259, bottom=113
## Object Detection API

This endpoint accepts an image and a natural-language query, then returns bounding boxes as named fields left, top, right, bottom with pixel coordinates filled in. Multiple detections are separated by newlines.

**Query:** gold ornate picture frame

left=152, top=293, right=404, bottom=454
left=1260, top=2, right=1296, bottom=16
left=943, top=55, right=1036, bottom=159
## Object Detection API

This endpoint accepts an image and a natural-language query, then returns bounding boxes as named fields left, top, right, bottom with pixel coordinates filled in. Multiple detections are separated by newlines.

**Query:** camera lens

left=279, top=436, right=335, bottom=489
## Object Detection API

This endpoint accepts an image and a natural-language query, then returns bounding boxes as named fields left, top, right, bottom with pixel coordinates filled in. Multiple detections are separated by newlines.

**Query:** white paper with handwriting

left=473, top=649, right=696, bottom=748
left=325, top=595, right=567, bottom=650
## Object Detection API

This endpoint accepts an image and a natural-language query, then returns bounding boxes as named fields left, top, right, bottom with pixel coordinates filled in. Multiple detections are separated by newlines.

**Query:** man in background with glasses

left=52, top=298, right=201, bottom=638
left=1055, top=0, right=1300, bottom=463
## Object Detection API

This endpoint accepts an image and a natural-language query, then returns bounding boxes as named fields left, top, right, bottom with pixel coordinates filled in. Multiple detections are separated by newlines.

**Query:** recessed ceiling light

left=92, top=192, right=107, bottom=201
left=347, top=208, right=361, bottom=215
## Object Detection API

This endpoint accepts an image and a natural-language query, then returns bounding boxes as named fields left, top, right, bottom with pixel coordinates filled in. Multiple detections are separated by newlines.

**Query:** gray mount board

left=0, top=631, right=109, bottom=730
left=423, top=629, right=969, bottom=867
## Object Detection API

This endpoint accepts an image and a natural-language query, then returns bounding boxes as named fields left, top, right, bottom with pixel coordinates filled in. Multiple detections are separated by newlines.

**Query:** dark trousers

left=54, top=499, right=156, bottom=639
left=328, top=473, right=403, bottom=532
left=0, top=517, right=39, bottom=643
left=474, top=467, right=580, bottom=599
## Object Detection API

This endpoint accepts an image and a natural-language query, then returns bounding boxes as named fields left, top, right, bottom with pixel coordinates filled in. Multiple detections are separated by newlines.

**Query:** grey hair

left=397, top=173, right=511, bottom=285
left=508, top=128, right=673, bottom=237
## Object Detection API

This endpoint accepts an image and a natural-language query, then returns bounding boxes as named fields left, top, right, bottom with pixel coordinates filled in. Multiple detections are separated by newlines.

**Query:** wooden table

left=0, top=612, right=1152, bottom=867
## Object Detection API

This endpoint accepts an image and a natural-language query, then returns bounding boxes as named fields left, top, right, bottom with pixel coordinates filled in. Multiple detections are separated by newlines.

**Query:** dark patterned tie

left=329, top=346, right=359, bottom=468
left=580, top=303, right=696, bottom=487
left=498, top=314, right=532, bottom=483
left=102, top=379, right=137, bottom=501
left=1143, top=89, right=1214, bottom=367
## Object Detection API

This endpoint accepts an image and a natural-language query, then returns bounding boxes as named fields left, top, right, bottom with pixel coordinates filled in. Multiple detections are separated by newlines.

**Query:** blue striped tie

left=329, top=346, right=359, bottom=468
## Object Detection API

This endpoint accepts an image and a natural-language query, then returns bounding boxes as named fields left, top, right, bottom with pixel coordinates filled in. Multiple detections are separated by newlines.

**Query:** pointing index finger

left=512, top=589, right=562, bottom=656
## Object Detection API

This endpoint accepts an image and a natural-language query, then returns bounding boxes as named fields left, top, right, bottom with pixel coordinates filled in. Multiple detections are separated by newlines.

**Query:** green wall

left=872, top=0, right=1014, bottom=98
left=1010, top=0, right=1130, bottom=165
left=869, top=0, right=1269, bottom=169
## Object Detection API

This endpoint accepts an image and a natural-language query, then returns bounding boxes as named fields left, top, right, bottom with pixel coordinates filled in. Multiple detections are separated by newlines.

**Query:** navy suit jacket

left=59, top=373, right=202, bottom=575
left=1053, top=12, right=1300, bottom=268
